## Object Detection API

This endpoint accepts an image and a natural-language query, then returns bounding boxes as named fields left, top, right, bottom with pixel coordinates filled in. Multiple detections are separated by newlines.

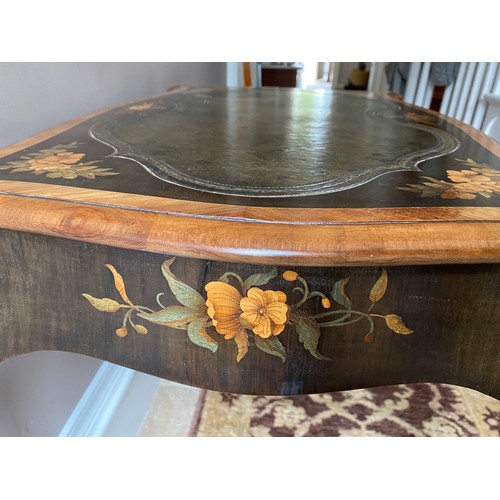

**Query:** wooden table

left=0, top=87, right=499, bottom=398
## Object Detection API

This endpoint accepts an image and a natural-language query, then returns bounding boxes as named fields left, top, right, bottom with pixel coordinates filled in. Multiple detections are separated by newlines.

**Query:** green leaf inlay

left=254, top=335, right=287, bottom=363
left=242, top=267, right=278, bottom=294
left=161, top=258, right=206, bottom=313
left=291, top=310, right=330, bottom=361
left=137, top=305, right=203, bottom=330
left=187, top=317, right=218, bottom=353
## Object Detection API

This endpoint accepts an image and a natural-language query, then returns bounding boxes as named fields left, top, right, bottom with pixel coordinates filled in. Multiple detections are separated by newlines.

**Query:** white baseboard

left=58, top=362, right=160, bottom=437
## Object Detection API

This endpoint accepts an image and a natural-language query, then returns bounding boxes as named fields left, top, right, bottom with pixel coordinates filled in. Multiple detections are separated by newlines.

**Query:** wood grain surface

left=1, top=193, right=498, bottom=266
left=1, top=180, right=499, bottom=223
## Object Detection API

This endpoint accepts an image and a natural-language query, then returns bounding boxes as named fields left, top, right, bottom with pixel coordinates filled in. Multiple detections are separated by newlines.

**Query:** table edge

left=1, top=193, right=499, bottom=267
left=1, top=87, right=499, bottom=266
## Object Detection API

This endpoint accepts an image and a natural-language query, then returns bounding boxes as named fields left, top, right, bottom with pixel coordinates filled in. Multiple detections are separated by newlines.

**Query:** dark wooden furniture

left=0, top=87, right=499, bottom=398
left=261, top=64, right=300, bottom=87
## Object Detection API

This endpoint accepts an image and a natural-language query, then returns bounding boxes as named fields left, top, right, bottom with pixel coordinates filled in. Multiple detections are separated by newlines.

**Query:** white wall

left=226, top=62, right=260, bottom=88
left=0, top=62, right=226, bottom=436
left=226, top=62, right=242, bottom=87
left=0, top=62, right=226, bottom=148
left=0, top=352, right=103, bottom=436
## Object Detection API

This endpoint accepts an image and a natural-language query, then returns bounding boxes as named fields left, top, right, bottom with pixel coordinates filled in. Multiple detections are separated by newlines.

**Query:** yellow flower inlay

left=205, top=282, right=289, bottom=339
left=398, top=159, right=500, bottom=200
left=240, top=288, right=288, bottom=338
left=205, top=281, right=244, bottom=339
left=0, top=143, right=119, bottom=180
left=28, top=152, right=86, bottom=179
left=442, top=167, right=500, bottom=199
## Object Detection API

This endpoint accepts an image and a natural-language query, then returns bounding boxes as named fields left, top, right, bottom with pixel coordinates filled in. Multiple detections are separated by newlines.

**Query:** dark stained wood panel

left=1, top=230, right=498, bottom=398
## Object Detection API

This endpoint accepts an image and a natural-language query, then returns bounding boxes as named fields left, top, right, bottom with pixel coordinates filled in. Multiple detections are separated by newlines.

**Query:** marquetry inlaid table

left=1, top=87, right=499, bottom=398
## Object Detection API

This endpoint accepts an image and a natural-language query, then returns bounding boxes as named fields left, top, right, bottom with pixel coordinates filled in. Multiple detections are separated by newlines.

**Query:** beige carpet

left=140, top=381, right=500, bottom=437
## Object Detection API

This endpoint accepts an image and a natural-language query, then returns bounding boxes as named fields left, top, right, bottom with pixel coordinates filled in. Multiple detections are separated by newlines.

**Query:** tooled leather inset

left=89, top=88, right=460, bottom=197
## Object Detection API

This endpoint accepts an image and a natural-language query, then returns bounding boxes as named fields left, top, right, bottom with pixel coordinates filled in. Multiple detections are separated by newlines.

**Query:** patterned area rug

left=190, top=383, right=500, bottom=437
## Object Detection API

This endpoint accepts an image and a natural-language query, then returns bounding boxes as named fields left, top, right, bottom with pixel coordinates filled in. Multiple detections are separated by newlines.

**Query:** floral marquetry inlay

left=0, top=142, right=119, bottom=179
left=83, top=259, right=414, bottom=363
left=398, top=158, right=500, bottom=200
